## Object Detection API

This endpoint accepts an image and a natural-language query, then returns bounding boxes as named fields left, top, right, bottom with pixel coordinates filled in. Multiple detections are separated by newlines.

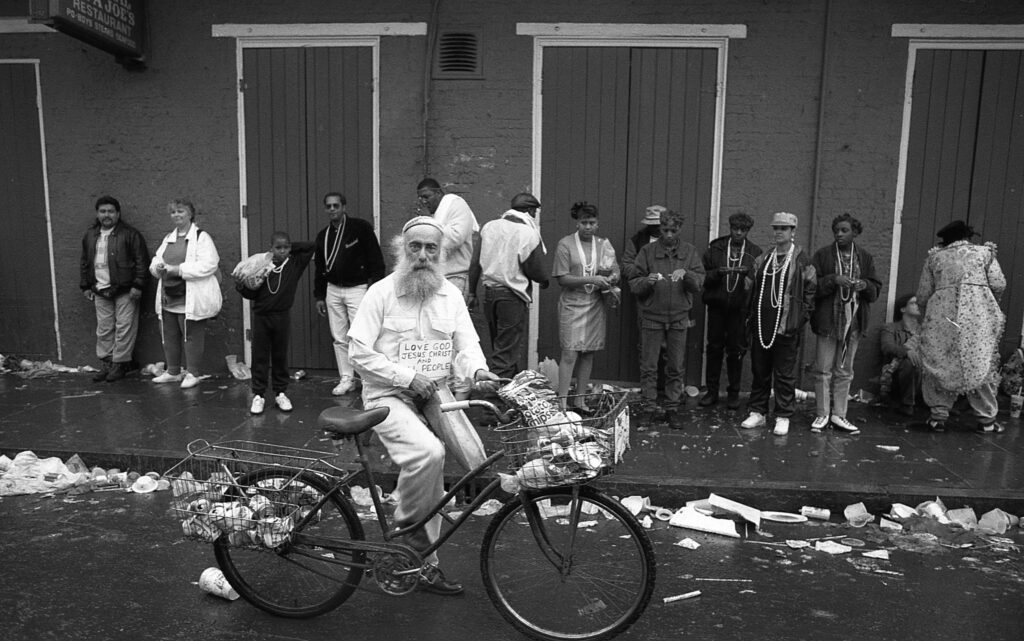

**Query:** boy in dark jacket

left=628, top=209, right=705, bottom=428
left=700, top=212, right=762, bottom=408
left=741, top=212, right=816, bottom=436
left=236, top=232, right=315, bottom=414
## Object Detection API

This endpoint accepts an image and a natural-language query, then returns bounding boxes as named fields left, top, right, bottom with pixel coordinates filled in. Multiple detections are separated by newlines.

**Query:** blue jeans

left=813, top=334, right=860, bottom=418
left=640, top=319, right=688, bottom=409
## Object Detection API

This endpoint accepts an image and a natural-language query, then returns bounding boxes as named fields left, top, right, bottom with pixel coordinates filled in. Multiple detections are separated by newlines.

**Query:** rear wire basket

left=163, top=439, right=343, bottom=547
left=493, top=391, right=630, bottom=490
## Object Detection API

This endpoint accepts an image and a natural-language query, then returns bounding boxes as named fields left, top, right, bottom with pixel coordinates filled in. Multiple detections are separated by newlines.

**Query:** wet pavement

left=1, top=369, right=1023, bottom=515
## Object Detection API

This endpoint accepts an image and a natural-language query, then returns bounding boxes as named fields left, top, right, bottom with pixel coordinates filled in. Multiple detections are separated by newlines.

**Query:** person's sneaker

left=275, top=393, right=293, bottom=412
left=810, top=415, right=829, bottom=433
left=92, top=359, right=111, bottom=382
left=152, top=371, right=184, bottom=384
left=698, top=391, right=718, bottom=407
left=927, top=419, right=946, bottom=433
left=332, top=376, right=356, bottom=396
left=419, top=565, right=464, bottom=596
left=250, top=395, right=265, bottom=415
left=105, top=362, right=127, bottom=382
left=726, top=393, right=741, bottom=410
left=180, top=372, right=200, bottom=389
left=830, top=415, right=860, bottom=434
left=773, top=417, right=790, bottom=436
left=740, top=412, right=765, bottom=429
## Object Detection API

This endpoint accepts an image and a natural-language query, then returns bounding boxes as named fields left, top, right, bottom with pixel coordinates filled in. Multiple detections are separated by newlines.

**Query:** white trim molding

left=212, top=23, right=426, bottom=39
left=520, top=23, right=743, bottom=370
left=0, top=18, right=53, bottom=34
left=517, top=23, right=746, bottom=39
left=892, top=24, right=1024, bottom=39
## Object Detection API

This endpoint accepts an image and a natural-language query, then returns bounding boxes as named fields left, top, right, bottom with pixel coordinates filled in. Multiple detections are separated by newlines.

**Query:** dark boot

left=92, top=357, right=111, bottom=382
left=699, top=391, right=718, bottom=406
left=725, top=355, right=744, bottom=409
left=105, top=361, right=127, bottom=382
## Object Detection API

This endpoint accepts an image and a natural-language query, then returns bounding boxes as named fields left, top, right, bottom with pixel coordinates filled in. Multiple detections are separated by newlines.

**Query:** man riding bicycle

left=348, top=216, right=501, bottom=595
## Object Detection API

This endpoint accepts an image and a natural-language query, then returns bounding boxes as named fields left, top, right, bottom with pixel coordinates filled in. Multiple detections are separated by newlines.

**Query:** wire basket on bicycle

left=494, top=385, right=630, bottom=490
left=163, top=439, right=343, bottom=548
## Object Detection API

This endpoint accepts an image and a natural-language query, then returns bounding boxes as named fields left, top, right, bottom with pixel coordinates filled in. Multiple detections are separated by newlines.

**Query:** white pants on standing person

left=95, top=292, right=139, bottom=363
left=363, top=394, right=444, bottom=564
left=813, top=334, right=859, bottom=418
left=325, top=283, right=367, bottom=381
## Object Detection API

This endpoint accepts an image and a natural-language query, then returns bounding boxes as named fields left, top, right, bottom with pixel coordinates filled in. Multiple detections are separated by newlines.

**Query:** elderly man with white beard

left=347, top=216, right=501, bottom=596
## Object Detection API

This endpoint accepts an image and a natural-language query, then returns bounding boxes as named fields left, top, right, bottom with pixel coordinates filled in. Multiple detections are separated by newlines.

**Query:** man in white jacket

left=416, top=178, right=479, bottom=302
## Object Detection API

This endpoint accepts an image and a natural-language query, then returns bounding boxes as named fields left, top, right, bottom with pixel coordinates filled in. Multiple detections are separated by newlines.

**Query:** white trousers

left=325, top=283, right=367, bottom=379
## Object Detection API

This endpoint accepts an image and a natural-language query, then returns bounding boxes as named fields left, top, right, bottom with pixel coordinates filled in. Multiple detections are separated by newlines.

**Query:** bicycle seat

left=319, top=406, right=390, bottom=437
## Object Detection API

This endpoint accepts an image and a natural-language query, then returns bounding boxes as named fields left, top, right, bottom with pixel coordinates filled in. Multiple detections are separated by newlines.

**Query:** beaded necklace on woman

left=266, top=257, right=290, bottom=295
left=574, top=231, right=598, bottom=294
left=835, top=241, right=856, bottom=303
left=725, top=238, right=747, bottom=294
left=756, top=244, right=794, bottom=350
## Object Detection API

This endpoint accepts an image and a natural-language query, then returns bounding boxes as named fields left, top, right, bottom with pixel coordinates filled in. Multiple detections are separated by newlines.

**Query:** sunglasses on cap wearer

left=325, top=203, right=342, bottom=210
left=771, top=225, right=795, bottom=230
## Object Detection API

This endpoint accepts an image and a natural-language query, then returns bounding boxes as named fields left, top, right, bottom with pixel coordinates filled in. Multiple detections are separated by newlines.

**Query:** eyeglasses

left=325, top=203, right=342, bottom=210
left=407, top=241, right=439, bottom=254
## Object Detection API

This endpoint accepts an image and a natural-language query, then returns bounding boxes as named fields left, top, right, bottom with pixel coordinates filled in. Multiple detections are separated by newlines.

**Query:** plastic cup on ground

left=1010, top=394, right=1023, bottom=419
left=198, top=567, right=240, bottom=601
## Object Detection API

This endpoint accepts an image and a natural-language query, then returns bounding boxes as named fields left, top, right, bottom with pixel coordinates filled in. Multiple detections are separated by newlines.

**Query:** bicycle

left=165, top=390, right=655, bottom=641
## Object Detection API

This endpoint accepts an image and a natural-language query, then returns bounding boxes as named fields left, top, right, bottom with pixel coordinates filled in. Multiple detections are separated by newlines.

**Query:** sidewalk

left=1, top=370, right=1022, bottom=514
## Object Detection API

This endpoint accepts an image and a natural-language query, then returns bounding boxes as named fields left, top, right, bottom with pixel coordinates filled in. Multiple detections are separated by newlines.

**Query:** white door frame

left=516, top=23, right=746, bottom=371
left=889, top=25, right=1024, bottom=337
left=212, top=23, right=425, bottom=363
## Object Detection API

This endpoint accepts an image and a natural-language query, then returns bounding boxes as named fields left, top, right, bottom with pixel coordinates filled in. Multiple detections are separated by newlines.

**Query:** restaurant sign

left=30, top=0, right=146, bottom=64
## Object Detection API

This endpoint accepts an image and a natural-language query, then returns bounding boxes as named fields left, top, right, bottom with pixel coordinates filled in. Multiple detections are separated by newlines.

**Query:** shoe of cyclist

left=419, top=564, right=464, bottom=596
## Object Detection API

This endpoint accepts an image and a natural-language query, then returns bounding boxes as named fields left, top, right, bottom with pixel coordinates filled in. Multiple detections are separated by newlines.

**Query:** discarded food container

left=198, top=567, right=240, bottom=601
left=800, top=506, right=831, bottom=521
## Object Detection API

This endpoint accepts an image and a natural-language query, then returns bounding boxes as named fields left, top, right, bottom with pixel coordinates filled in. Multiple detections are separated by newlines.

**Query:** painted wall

left=2, top=0, right=1022, bottom=389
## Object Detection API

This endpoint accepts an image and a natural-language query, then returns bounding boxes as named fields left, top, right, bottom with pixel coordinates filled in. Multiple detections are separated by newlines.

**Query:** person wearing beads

left=741, top=212, right=817, bottom=435
left=629, top=208, right=705, bottom=428
left=699, top=211, right=762, bottom=409
left=236, top=232, right=316, bottom=415
left=314, top=191, right=386, bottom=397
left=809, top=213, right=882, bottom=434
left=552, top=202, right=620, bottom=411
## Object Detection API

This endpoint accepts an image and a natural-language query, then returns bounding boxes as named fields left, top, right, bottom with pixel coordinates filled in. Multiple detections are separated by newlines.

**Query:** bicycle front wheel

left=480, top=486, right=656, bottom=641
left=214, top=469, right=365, bottom=618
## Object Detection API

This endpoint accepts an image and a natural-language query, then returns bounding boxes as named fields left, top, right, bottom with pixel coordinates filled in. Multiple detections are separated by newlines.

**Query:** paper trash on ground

left=843, top=502, right=874, bottom=527
left=676, top=537, right=701, bottom=550
left=669, top=506, right=741, bottom=538
left=815, top=540, right=853, bottom=555
left=708, top=493, right=761, bottom=530
left=862, top=549, right=890, bottom=560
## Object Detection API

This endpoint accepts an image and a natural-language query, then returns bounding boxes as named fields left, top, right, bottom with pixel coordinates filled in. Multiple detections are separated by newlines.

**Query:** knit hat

left=642, top=205, right=667, bottom=226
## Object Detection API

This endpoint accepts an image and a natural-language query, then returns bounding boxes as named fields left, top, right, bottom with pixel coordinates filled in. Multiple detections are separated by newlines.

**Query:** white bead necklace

left=266, top=257, right=289, bottom=295
left=835, top=242, right=855, bottom=303
left=574, top=231, right=597, bottom=294
left=725, top=239, right=746, bottom=294
left=756, top=245, right=794, bottom=349
left=323, top=217, right=348, bottom=273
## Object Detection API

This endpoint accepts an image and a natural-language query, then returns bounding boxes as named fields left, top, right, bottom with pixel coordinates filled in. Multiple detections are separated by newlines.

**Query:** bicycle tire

left=480, top=486, right=656, bottom=641
left=214, top=469, right=365, bottom=618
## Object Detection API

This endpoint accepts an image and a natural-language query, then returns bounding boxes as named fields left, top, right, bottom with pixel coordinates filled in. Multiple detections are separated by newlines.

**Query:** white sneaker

left=810, top=415, right=829, bottom=433
left=152, top=371, right=183, bottom=384
left=773, top=417, right=790, bottom=435
left=275, top=393, right=293, bottom=412
left=180, top=372, right=200, bottom=389
left=332, top=376, right=356, bottom=396
left=830, top=415, right=860, bottom=434
left=250, top=395, right=265, bottom=415
left=740, top=412, right=765, bottom=429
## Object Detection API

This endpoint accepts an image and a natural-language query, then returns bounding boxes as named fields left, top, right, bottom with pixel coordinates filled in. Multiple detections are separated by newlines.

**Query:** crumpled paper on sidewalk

left=0, top=451, right=90, bottom=496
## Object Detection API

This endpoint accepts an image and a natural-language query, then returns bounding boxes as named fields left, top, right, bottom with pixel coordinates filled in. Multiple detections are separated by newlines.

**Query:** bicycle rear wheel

left=480, top=486, right=656, bottom=641
left=214, top=469, right=365, bottom=618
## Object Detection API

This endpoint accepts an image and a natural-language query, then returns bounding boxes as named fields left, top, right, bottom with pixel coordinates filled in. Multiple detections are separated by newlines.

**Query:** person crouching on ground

left=880, top=293, right=922, bottom=417
left=236, top=232, right=315, bottom=415
left=741, top=212, right=816, bottom=436
left=809, top=213, right=881, bottom=435
left=347, top=217, right=501, bottom=596
left=628, top=208, right=705, bottom=429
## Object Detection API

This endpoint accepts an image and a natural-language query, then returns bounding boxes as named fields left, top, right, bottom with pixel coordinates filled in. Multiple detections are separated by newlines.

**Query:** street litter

left=198, top=567, right=239, bottom=601
left=663, top=590, right=701, bottom=604
left=977, top=508, right=1016, bottom=534
left=840, top=537, right=865, bottom=547
left=946, top=507, right=978, bottom=530
left=815, top=540, right=852, bottom=555
left=889, top=503, right=917, bottom=519
left=225, top=355, right=251, bottom=380
left=880, top=517, right=903, bottom=531
left=640, top=515, right=653, bottom=529
left=873, top=569, right=902, bottom=577
left=472, top=499, right=503, bottom=516
left=708, top=493, right=761, bottom=529
left=800, top=506, right=830, bottom=521
left=786, top=540, right=811, bottom=549
left=692, top=577, right=753, bottom=582
left=863, top=549, right=890, bottom=560
left=843, top=502, right=874, bottom=527
left=669, top=506, right=740, bottom=538
left=676, top=537, right=701, bottom=550
left=875, top=445, right=900, bottom=452
left=761, top=511, right=807, bottom=524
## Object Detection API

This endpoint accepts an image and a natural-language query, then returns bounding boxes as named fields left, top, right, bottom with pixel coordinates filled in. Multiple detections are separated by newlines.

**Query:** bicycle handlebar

left=439, top=399, right=515, bottom=423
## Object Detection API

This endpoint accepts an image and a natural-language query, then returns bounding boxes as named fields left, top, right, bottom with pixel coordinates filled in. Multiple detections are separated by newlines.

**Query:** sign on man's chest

left=398, top=340, right=453, bottom=380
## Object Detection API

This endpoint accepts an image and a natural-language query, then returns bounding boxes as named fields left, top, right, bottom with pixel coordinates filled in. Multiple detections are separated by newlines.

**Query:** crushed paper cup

left=130, top=476, right=158, bottom=493
left=946, top=507, right=978, bottom=530
left=620, top=495, right=648, bottom=516
left=198, top=567, right=239, bottom=601
left=843, top=502, right=874, bottom=528
left=889, top=503, right=917, bottom=519
left=977, top=508, right=1012, bottom=535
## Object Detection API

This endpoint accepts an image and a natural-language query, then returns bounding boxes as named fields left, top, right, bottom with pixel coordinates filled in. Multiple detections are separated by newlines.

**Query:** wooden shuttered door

left=538, top=46, right=718, bottom=383
left=242, top=47, right=373, bottom=369
left=899, top=49, right=1024, bottom=353
left=0, top=63, right=57, bottom=358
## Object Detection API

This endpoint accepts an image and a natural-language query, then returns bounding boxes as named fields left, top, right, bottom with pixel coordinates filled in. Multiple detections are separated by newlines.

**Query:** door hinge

left=242, top=204, right=248, bottom=219
left=238, top=77, right=246, bottom=92
left=245, top=328, right=251, bottom=342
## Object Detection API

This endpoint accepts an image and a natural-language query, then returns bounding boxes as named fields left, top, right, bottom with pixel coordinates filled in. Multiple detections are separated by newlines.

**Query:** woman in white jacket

left=149, top=199, right=222, bottom=388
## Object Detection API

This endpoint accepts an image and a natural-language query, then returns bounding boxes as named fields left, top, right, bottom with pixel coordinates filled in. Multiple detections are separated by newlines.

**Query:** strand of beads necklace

left=756, top=245, right=794, bottom=350
left=725, top=239, right=746, bottom=293
left=323, top=217, right=347, bottom=273
left=836, top=242, right=855, bottom=303
left=266, top=257, right=289, bottom=295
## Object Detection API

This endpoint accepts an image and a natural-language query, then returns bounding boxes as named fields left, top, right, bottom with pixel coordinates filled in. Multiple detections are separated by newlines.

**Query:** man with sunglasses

left=314, top=191, right=386, bottom=396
